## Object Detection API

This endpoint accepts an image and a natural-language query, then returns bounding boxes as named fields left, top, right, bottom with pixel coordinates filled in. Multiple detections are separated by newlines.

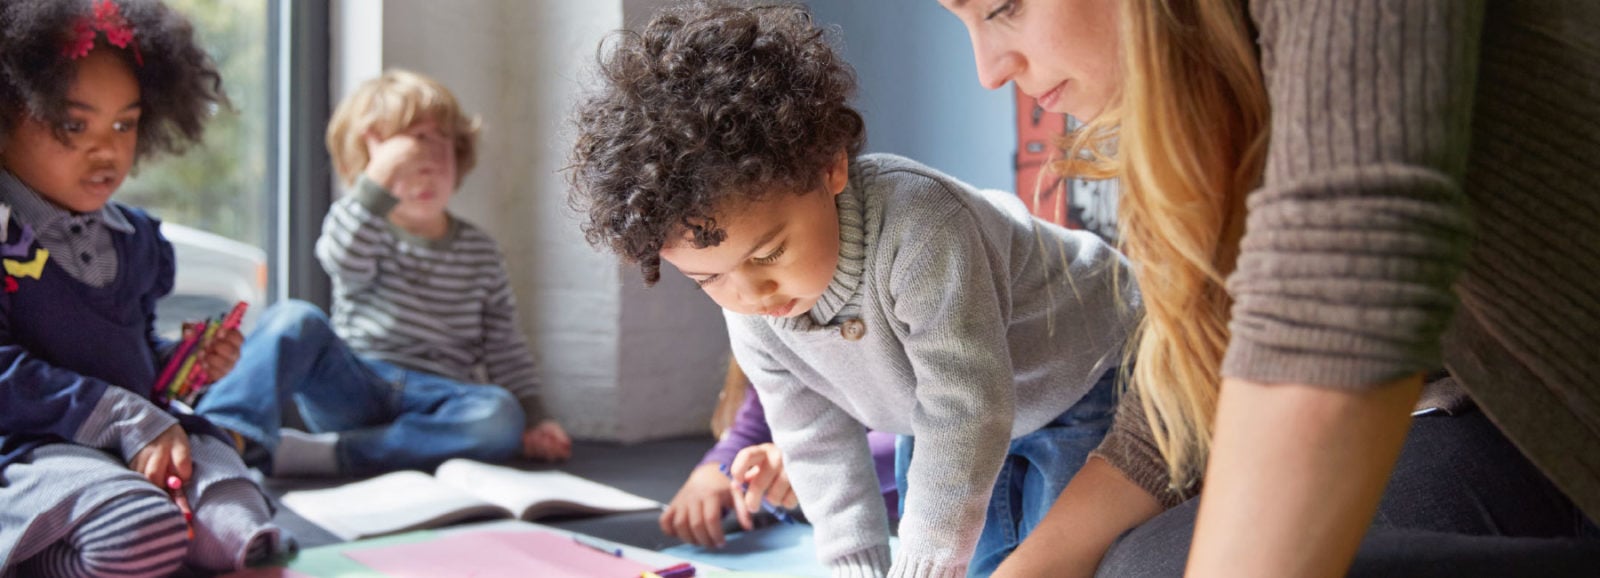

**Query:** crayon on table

left=652, top=562, right=696, bottom=578
left=571, top=535, right=623, bottom=557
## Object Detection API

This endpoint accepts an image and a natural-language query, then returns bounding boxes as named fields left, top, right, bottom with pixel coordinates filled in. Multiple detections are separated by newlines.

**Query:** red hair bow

left=65, top=0, right=143, bottom=66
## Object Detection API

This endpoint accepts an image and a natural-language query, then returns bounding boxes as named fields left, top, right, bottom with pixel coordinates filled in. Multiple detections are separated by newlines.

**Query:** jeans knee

left=258, top=300, right=333, bottom=343
left=461, top=388, right=525, bottom=461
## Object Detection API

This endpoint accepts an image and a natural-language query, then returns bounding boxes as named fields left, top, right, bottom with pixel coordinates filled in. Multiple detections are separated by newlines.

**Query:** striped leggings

left=3, top=439, right=285, bottom=577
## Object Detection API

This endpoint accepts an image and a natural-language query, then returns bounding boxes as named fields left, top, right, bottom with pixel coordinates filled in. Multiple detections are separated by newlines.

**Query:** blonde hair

left=1052, top=0, right=1268, bottom=491
left=325, top=69, right=482, bottom=187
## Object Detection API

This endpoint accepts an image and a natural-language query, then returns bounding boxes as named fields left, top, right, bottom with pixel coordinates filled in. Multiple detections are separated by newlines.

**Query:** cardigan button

left=840, top=318, right=866, bottom=342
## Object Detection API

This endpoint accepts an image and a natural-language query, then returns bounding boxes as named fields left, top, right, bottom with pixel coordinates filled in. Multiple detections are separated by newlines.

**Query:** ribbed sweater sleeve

left=726, top=317, right=892, bottom=578
left=1093, top=0, right=1489, bottom=508
left=1089, top=387, right=1193, bottom=510
left=880, top=205, right=1016, bottom=578
left=1222, top=0, right=1484, bottom=387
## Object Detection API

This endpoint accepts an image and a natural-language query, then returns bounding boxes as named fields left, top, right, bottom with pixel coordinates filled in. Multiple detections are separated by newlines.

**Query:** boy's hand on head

left=197, top=326, right=243, bottom=383
left=728, top=443, right=797, bottom=531
left=363, top=131, right=443, bottom=195
left=129, top=424, right=192, bottom=488
left=661, top=462, right=735, bottom=548
left=521, top=419, right=572, bottom=462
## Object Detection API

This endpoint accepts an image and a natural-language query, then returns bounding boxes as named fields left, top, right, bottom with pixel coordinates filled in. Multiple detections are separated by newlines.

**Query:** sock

left=270, top=428, right=340, bottom=477
left=188, top=479, right=295, bottom=571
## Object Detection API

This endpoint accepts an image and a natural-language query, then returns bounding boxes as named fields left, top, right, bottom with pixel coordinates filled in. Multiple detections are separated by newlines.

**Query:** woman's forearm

left=1187, top=375, right=1423, bottom=577
left=994, top=457, right=1164, bottom=578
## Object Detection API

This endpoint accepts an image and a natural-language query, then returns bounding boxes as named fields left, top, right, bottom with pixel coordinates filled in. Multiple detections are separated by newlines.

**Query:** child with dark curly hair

left=567, top=2, right=1141, bottom=576
left=0, top=1, right=290, bottom=575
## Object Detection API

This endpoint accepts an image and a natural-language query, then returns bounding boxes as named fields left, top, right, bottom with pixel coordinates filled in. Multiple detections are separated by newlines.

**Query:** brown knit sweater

left=1092, top=0, right=1600, bottom=519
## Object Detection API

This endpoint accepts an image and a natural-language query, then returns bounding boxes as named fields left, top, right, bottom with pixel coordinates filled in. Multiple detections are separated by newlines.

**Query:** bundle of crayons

left=152, top=301, right=247, bottom=406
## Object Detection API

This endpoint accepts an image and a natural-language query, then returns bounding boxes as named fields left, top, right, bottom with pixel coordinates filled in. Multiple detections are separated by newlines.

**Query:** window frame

left=269, top=0, right=333, bottom=309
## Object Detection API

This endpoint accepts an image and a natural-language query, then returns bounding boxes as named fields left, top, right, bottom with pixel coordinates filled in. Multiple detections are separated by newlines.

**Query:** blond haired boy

left=197, top=70, right=569, bottom=477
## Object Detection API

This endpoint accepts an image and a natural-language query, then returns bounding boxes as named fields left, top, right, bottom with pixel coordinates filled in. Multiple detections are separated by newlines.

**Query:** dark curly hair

left=567, top=0, right=865, bottom=284
left=0, top=0, right=226, bottom=160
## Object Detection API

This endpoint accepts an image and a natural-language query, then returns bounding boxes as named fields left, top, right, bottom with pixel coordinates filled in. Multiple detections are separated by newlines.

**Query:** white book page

left=433, top=459, right=663, bottom=520
left=280, top=470, right=510, bottom=540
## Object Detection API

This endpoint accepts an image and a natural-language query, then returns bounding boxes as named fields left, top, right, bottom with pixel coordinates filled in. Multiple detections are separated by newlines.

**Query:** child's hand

left=363, top=130, right=450, bottom=197
left=195, top=325, right=243, bottom=383
left=520, top=419, right=572, bottom=461
left=728, top=443, right=798, bottom=531
left=129, top=424, right=192, bottom=488
left=660, top=462, right=734, bottom=547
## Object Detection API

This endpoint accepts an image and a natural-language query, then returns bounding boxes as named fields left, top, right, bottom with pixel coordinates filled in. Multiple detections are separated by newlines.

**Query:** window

left=122, top=0, right=274, bottom=336
left=126, top=0, right=332, bottom=336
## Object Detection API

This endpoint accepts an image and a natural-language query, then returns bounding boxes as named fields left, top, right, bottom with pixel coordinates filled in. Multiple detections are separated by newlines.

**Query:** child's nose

left=735, top=274, right=777, bottom=303
left=85, top=137, right=118, bottom=161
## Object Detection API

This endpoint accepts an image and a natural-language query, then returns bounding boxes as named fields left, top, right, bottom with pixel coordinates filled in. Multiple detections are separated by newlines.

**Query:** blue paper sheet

left=660, top=523, right=898, bottom=577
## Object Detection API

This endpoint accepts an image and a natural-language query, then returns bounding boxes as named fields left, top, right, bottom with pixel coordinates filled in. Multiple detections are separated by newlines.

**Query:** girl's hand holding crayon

left=129, top=423, right=192, bottom=489
left=728, top=443, right=798, bottom=531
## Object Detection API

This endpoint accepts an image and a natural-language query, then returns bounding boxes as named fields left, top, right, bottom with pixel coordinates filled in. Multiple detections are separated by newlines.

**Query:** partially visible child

left=569, top=2, right=1140, bottom=576
left=663, top=374, right=899, bottom=548
left=196, top=69, right=570, bottom=478
left=0, top=1, right=289, bottom=574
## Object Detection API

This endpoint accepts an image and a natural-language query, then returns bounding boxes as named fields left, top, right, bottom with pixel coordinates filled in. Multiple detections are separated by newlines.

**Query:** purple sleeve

left=700, top=384, right=904, bottom=520
left=867, top=429, right=900, bottom=521
left=699, top=385, right=774, bottom=467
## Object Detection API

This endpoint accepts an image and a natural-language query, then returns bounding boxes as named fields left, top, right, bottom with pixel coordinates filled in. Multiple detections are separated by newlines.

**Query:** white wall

left=333, top=0, right=729, bottom=443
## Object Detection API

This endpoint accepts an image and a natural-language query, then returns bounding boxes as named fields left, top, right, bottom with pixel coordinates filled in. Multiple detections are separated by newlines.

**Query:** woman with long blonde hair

left=944, top=0, right=1600, bottom=576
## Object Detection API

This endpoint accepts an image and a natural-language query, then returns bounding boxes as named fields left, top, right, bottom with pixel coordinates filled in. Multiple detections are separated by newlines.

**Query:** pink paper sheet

left=219, top=568, right=315, bottom=578
left=343, top=530, right=654, bottom=578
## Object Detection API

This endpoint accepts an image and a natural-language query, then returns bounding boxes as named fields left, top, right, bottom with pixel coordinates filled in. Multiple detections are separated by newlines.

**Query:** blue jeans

left=195, top=300, right=524, bottom=476
left=895, top=366, right=1121, bottom=577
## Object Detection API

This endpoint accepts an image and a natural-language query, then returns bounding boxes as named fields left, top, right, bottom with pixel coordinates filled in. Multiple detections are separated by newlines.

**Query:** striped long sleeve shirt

left=314, top=176, right=547, bottom=422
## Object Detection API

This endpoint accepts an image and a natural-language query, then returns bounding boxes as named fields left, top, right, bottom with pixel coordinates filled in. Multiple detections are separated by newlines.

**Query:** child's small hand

left=196, top=326, right=243, bottom=383
left=129, top=424, right=192, bottom=488
left=520, top=419, right=572, bottom=462
left=728, top=443, right=797, bottom=531
left=660, top=462, right=734, bottom=547
left=363, top=129, right=449, bottom=197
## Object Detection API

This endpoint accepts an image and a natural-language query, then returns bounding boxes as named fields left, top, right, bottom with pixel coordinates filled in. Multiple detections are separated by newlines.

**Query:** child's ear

left=825, top=150, right=849, bottom=197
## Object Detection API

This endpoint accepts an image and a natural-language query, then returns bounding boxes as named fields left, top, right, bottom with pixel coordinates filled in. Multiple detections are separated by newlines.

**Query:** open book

left=280, top=459, right=663, bottom=541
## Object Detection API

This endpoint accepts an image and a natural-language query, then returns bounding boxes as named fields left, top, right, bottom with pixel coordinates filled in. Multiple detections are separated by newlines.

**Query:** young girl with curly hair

left=568, top=2, right=1141, bottom=575
left=943, top=0, right=1600, bottom=576
left=0, top=1, right=290, bottom=575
